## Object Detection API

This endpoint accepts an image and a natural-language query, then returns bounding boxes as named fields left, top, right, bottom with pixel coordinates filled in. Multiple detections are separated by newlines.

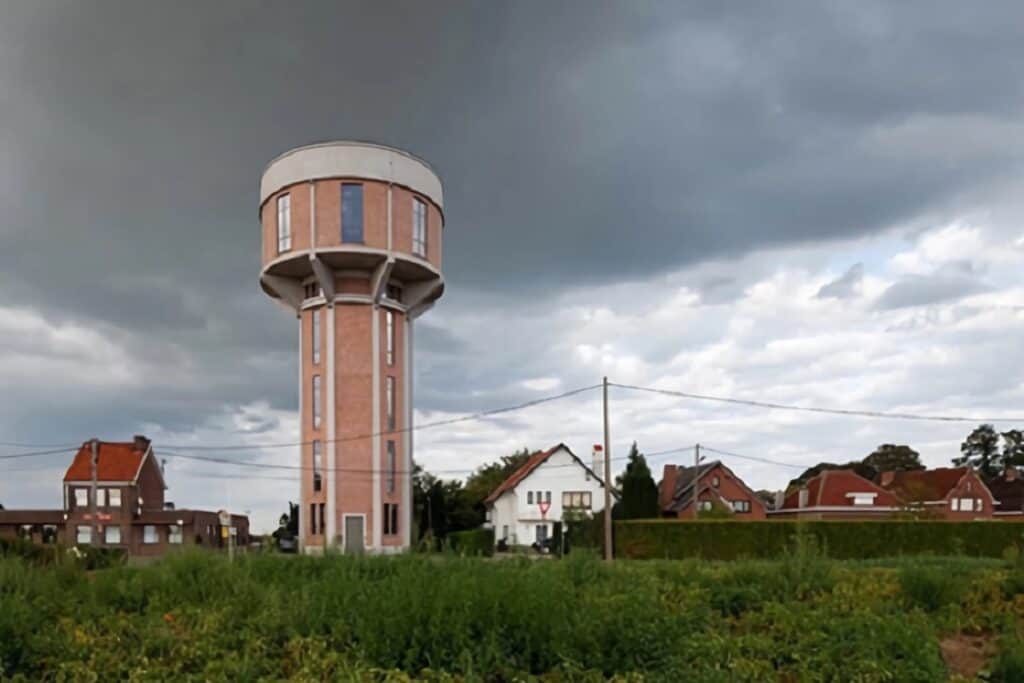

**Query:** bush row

left=446, top=528, right=494, bottom=556
left=614, top=520, right=1024, bottom=560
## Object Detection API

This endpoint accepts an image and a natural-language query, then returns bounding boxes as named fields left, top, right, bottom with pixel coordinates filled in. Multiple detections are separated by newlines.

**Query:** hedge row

left=614, top=520, right=1024, bottom=560
left=447, top=528, right=495, bottom=556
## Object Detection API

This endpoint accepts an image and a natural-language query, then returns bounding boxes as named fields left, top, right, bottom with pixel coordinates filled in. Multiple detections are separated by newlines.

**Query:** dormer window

left=848, top=492, right=877, bottom=506
left=74, top=488, right=88, bottom=508
left=107, top=489, right=121, bottom=508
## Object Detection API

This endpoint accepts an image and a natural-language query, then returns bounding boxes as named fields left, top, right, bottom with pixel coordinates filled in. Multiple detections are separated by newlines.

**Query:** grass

left=1, top=548, right=1023, bottom=681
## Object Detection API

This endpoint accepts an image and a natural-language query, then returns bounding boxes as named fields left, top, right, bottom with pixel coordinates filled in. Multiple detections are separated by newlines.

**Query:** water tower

left=259, top=142, right=444, bottom=553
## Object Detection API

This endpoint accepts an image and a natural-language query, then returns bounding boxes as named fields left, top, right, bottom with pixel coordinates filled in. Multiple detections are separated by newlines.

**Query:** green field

left=2, top=546, right=1023, bottom=681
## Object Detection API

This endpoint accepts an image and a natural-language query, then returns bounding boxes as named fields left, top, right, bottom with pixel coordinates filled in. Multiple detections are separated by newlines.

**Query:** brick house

left=770, top=469, right=902, bottom=519
left=877, top=467, right=995, bottom=520
left=983, top=467, right=1023, bottom=521
left=0, top=436, right=249, bottom=556
left=659, top=461, right=767, bottom=519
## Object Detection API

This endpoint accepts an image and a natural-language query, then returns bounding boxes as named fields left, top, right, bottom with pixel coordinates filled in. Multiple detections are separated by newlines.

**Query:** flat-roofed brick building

left=0, top=436, right=249, bottom=556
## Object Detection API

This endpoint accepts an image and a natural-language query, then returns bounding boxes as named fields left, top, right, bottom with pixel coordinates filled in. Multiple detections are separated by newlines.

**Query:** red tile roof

left=781, top=469, right=900, bottom=509
left=63, top=441, right=149, bottom=483
left=880, top=468, right=970, bottom=502
left=484, top=445, right=562, bottom=505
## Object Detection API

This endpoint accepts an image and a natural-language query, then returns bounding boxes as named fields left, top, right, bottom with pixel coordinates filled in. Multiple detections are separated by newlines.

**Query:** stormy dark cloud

left=2, top=2, right=1024, bottom=529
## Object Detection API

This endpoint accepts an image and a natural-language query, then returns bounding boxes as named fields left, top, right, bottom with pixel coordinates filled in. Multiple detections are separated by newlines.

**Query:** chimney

left=133, top=434, right=151, bottom=452
left=880, top=470, right=896, bottom=488
left=592, top=444, right=603, bottom=478
left=1006, top=466, right=1019, bottom=482
left=798, top=488, right=809, bottom=509
left=660, top=465, right=678, bottom=510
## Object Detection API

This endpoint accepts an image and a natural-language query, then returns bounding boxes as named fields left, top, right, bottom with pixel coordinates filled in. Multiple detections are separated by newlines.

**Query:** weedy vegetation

left=1, top=542, right=1023, bottom=681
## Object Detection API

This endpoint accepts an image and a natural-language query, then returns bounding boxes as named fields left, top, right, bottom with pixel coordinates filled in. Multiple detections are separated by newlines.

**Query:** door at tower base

left=344, top=516, right=365, bottom=554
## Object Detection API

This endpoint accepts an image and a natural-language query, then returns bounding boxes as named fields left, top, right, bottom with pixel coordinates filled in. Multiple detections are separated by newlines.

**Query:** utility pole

left=90, top=438, right=99, bottom=544
left=692, top=443, right=701, bottom=519
left=602, top=376, right=613, bottom=561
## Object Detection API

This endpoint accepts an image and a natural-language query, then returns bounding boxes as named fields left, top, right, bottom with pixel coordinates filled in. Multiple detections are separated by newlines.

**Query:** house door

left=344, top=516, right=365, bottom=554
left=535, top=524, right=548, bottom=544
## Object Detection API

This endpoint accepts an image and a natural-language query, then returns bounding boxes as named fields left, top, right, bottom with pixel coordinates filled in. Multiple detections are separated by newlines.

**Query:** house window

left=412, top=198, right=427, bottom=257
left=386, top=284, right=402, bottom=302
left=385, top=311, right=394, bottom=366
left=732, top=500, right=751, bottom=513
left=313, top=440, right=323, bottom=492
left=711, top=476, right=720, bottom=487
left=319, top=504, right=325, bottom=538
left=76, top=525, right=92, bottom=545
left=387, top=440, right=396, bottom=493
left=168, top=525, right=182, bottom=544
left=310, top=503, right=318, bottom=535
left=562, top=491, right=593, bottom=509
left=143, top=525, right=158, bottom=544
left=74, top=488, right=89, bottom=509
left=545, top=491, right=552, bottom=504
left=312, top=310, right=321, bottom=365
left=341, top=183, right=363, bottom=243
left=42, top=525, right=58, bottom=544
left=104, top=526, right=121, bottom=545
left=17, top=525, right=32, bottom=540
left=527, top=491, right=534, bottom=504
left=851, top=494, right=875, bottom=506
left=107, top=488, right=121, bottom=508
left=304, top=282, right=321, bottom=299
left=384, top=503, right=399, bottom=535
left=277, top=194, right=291, bottom=252
left=698, top=500, right=713, bottom=511
left=953, top=498, right=977, bottom=512
left=386, top=376, right=396, bottom=431
left=312, top=375, right=322, bottom=429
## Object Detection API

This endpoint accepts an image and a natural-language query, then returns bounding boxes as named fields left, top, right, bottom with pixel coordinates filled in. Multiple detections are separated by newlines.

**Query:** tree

left=616, top=442, right=660, bottom=519
left=788, top=461, right=874, bottom=492
left=954, top=424, right=1002, bottom=478
left=863, top=444, right=924, bottom=475
left=461, top=448, right=532, bottom=514
left=1002, top=429, right=1024, bottom=468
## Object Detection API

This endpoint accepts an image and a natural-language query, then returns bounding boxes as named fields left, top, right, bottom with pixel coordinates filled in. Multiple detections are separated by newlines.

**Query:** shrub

left=989, top=639, right=1024, bottom=683
left=898, top=563, right=967, bottom=612
left=446, top=529, right=494, bottom=557
left=615, top=520, right=1024, bottom=560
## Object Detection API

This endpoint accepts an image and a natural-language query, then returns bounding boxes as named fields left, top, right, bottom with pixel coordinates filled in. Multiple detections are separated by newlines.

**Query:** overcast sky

left=2, top=1, right=1023, bottom=531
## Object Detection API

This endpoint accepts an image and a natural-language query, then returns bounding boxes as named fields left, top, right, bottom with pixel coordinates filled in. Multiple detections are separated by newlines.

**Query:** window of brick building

left=76, top=525, right=92, bottom=545
left=107, top=488, right=121, bottom=508
left=383, top=503, right=399, bottom=535
left=412, top=198, right=427, bottom=257
left=312, top=310, right=321, bottom=364
left=168, top=525, right=182, bottom=544
left=313, top=440, right=323, bottom=492
left=341, top=183, right=363, bottom=243
left=387, top=440, right=396, bottom=493
left=74, top=488, right=88, bottom=509
left=386, top=311, right=394, bottom=366
left=277, top=194, right=291, bottom=252
left=386, top=376, right=395, bottom=430
left=143, top=525, right=158, bottom=544
left=313, top=375, right=322, bottom=429
left=104, top=526, right=121, bottom=544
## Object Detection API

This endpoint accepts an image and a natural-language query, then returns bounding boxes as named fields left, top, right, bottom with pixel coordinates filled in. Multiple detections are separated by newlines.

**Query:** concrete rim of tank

left=259, top=140, right=444, bottom=211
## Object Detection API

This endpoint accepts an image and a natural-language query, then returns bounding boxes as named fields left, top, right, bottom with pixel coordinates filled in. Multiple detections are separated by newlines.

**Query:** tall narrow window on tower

left=313, top=439, right=322, bottom=492
left=341, top=183, right=363, bottom=243
left=385, top=311, right=394, bottom=366
left=277, top=194, right=291, bottom=252
left=412, top=198, right=427, bottom=257
left=387, top=440, right=396, bottom=493
left=386, top=376, right=396, bottom=430
left=312, top=310, right=321, bottom=365
left=312, top=375, right=322, bottom=429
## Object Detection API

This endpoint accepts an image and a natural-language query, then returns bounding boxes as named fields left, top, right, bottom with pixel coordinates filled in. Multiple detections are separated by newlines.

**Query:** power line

left=159, top=384, right=602, bottom=451
left=155, top=447, right=640, bottom=477
left=700, top=445, right=815, bottom=471
left=0, top=447, right=79, bottom=461
left=611, top=382, right=1024, bottom=424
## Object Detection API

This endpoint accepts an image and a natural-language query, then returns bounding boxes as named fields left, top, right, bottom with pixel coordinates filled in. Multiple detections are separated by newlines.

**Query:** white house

left=483, top=443, right=612, bottom=547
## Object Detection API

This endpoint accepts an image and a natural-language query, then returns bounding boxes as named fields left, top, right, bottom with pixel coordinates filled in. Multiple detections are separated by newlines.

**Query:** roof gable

left=64, top=440, right=152, bottom=483
left=881, top=467, right=975, bottom=502
left=484, top=444, right=607, bottom=505
left=782, top=468, right=900, bottom=509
